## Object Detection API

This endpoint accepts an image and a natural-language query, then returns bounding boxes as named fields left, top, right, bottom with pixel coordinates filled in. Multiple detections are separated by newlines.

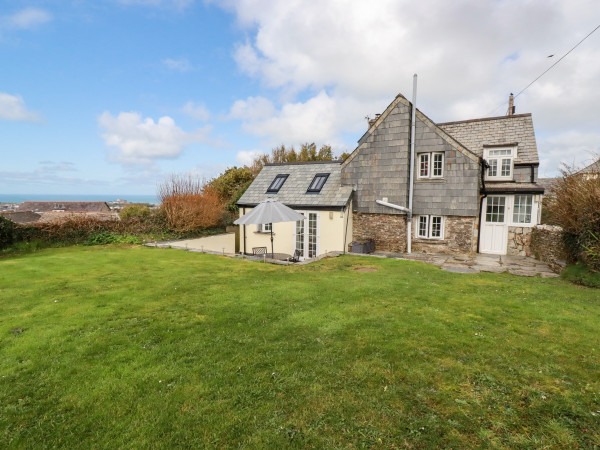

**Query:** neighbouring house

left=0, top=211, right=42, bottom=224
left=578, top=158, right=600, bottom=180
left=237, top=93, right=545, bottom=258
left=18, top=201, right=111, bottom=213
left=14, top=201, right=119, bottom=224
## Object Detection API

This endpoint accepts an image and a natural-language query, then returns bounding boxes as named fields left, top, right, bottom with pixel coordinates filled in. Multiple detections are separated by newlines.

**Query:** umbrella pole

left=270, top=227, right=274, bottom=259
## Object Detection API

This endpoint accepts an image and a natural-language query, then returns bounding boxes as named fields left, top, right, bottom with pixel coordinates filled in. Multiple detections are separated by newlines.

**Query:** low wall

left=507, top=226, right=532, bottom=257
left=530, top=224, right=567, bottom=273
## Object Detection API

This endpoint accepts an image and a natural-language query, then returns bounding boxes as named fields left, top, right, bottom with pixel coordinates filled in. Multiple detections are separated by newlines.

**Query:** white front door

left=293, top=212, right=319, bottom=259
left=480, top=196, right=508, bottom=255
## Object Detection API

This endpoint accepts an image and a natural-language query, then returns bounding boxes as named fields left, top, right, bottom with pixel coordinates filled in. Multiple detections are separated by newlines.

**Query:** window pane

left=267, top=174, right=288, bottom=193
left=295, top=214, right=304, bottom=254
left=419, top=154, right=429, bottom=177
left=431, top=216, right=442, bottom=237
left=418, top=216, right=428, bottom=237
left=308, top=174, right=329, bottom=192
left=308, top=213, right=317, bottom=257
left=513, top=195, right=532, bottom=223
left=433, top=153, right=443, bottom=177
left=489, top=149, right=512, bottom=156
left=488, top=159, right=497, bottom=177
left=501, top=158, right=511, bottom=177
left=486, top=197, right=505, bottom=222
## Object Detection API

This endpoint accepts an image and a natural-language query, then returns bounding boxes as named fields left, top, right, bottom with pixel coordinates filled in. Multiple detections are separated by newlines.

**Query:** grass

left=562, top=262, right=600, bottom=288
left=0, top=246, right=599, bottom=448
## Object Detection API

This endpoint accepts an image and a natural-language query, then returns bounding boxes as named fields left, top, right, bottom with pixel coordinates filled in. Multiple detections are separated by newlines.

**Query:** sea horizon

left=0, top=194, right=159, bottom=204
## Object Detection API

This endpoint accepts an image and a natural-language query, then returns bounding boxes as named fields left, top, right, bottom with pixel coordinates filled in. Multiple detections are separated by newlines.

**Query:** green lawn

left=0, top=246, right=599, bottom=448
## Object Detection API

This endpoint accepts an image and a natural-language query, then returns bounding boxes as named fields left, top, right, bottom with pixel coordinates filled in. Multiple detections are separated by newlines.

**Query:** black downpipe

left=476, top=158, right=490, bottom=254
left=530, top=165, right=534, bottom=183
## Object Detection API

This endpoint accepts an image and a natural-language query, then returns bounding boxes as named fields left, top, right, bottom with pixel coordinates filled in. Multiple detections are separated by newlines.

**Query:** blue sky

left=1, top=0, right=599, bottom=196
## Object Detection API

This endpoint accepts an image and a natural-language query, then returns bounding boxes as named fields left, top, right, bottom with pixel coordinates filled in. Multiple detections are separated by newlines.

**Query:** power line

left=488, top=23, right=600, bottom=116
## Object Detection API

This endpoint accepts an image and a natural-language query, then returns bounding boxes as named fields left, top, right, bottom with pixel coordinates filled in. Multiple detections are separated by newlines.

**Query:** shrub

left=158, top=175, right=224, bottom=232
left=85, top=232, right=142, bottom=246
left=0, top=216, right=16, bottom=249
left=547, top=164, right=600, bottom=271
left=119, top=204, right=151, bottom=220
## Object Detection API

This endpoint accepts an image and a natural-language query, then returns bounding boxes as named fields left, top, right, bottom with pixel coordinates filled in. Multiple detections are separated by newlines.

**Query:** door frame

left=480, top=195, right=508, bottom=255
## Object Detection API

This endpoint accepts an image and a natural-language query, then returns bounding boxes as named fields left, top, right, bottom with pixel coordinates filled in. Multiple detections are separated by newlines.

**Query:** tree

left=547, top=163, right=600, bottom=271
left=208, top=166, right=255, bottom=214
left=250, top=143, right=337, bottom=174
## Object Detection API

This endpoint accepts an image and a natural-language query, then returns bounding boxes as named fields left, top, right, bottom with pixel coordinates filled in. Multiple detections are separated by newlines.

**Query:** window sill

left=416, top=178, right=445, bottom=182
left=414, top=237, right=445, bottom=242
left=254, top=231, right=275, bottom=234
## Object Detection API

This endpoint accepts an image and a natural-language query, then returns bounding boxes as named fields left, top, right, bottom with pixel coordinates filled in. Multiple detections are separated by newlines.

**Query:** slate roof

left=18, top=201, right=111, bottom=212
left=237, top=161, right=353, bottom=209
left=438, top=114, right=539, bottom=165
left=0, top=211, right=41, bottom=224
left=485, top=182, right=544, bottom=194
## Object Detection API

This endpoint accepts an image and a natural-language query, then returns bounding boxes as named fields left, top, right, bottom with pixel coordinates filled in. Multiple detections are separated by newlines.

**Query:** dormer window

left=266, top=174, right=289, bottom=193
left=485, top=147, right=515, bottom=180
left=307, top=173, right=329, bottom=193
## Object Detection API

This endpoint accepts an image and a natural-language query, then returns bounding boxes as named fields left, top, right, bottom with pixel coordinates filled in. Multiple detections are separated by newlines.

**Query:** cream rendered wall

left=239, top=205, right=352, bottom=257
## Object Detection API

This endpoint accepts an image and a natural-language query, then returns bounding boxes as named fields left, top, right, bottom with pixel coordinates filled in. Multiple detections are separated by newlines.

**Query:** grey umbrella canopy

left=234, top=198, right=305, bottom=257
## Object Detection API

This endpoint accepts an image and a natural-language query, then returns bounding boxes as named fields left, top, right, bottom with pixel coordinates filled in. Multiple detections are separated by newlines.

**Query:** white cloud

left=0, top=93, right=41, bottom=122
left=538, top=131, right=600, bottom=177
left=236, top=150, right=264, bottom=166
left=98, top=111, right=211, bottom=164
left=3, top=7, right=52, bottom=30
left=228, top=96, right=275, bottom=121
left=182, top=101, right=210, bottom=121
left=163, top=58, right=192, bottom=72
left=218, top=0, right=600, bottom=175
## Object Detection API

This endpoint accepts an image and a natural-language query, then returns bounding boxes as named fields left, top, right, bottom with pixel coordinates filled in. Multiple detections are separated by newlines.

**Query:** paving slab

left=442, top=266, right=479, bottom=274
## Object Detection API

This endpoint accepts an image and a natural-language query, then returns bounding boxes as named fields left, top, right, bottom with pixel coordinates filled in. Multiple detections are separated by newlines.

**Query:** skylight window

left=307, top=173, right=329, bottom=193
left=266, top=174, right=289, bottom=193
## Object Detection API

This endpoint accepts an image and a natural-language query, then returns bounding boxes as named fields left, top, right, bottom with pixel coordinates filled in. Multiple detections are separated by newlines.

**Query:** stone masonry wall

left=353, top=213, right=477, bottom=254
left=507, top=226, right=532, bottom=257
left=412, top=216, right=476, bottom=254
left=353, top=213, right=407, bottom=253
left=530, top=224, right=567, bottom=273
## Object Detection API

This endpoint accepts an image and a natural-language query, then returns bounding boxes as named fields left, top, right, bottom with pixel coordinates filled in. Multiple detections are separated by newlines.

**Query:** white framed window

left=257, top=223, right=272, bottom=233
left=415, top=215, right=444, bottom=239
left=513, top=195, right=533, bottom=224
left=485, top=147, right=515, bottom=180
left=417, top=152, right=444, bottom=179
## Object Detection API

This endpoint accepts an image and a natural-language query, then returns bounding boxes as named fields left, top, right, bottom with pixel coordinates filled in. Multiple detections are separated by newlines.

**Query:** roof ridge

left=438, top=113, right=532, bottom=126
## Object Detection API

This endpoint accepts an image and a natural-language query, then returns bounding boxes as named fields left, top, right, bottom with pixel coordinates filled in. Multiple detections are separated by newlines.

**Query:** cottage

left=238, top=93, right=544, bottom=258
left=237, top=162, right=353, bottom=258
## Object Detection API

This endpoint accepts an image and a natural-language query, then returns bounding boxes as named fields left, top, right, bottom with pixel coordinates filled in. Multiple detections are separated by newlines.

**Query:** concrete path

left=146, top=233, right=236, bottom=255
left=371, top=251, right=559, bottom=278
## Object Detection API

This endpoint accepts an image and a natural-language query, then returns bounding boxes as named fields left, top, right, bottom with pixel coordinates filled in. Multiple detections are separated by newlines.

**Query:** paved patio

left=370, top=251, right=559, bottom=277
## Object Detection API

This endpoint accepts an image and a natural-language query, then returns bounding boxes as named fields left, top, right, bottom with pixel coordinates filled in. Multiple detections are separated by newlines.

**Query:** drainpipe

left=376, top=199, right=411, bottom=215
left=407, top=74, right=417, bottom=253
left=476, top=158, right=489, bottom=253
left=342, top=199, right=351, bottom=254
left=242, top=207, right=247, bottom=255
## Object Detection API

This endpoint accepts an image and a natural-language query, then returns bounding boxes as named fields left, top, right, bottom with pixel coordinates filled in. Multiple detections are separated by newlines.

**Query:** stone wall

left=412, top=216, right=476, bottom=254
left=353, top=213, right=477, bottom=254
left=353, top=213, right=407, bottom=252
left=531, top=224, right=567, bottom=273
left=507, top=226, right=532, bottom=257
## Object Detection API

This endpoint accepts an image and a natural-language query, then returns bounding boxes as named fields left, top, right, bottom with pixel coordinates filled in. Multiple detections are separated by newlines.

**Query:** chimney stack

left=508, top=93, right=515, bottom=116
